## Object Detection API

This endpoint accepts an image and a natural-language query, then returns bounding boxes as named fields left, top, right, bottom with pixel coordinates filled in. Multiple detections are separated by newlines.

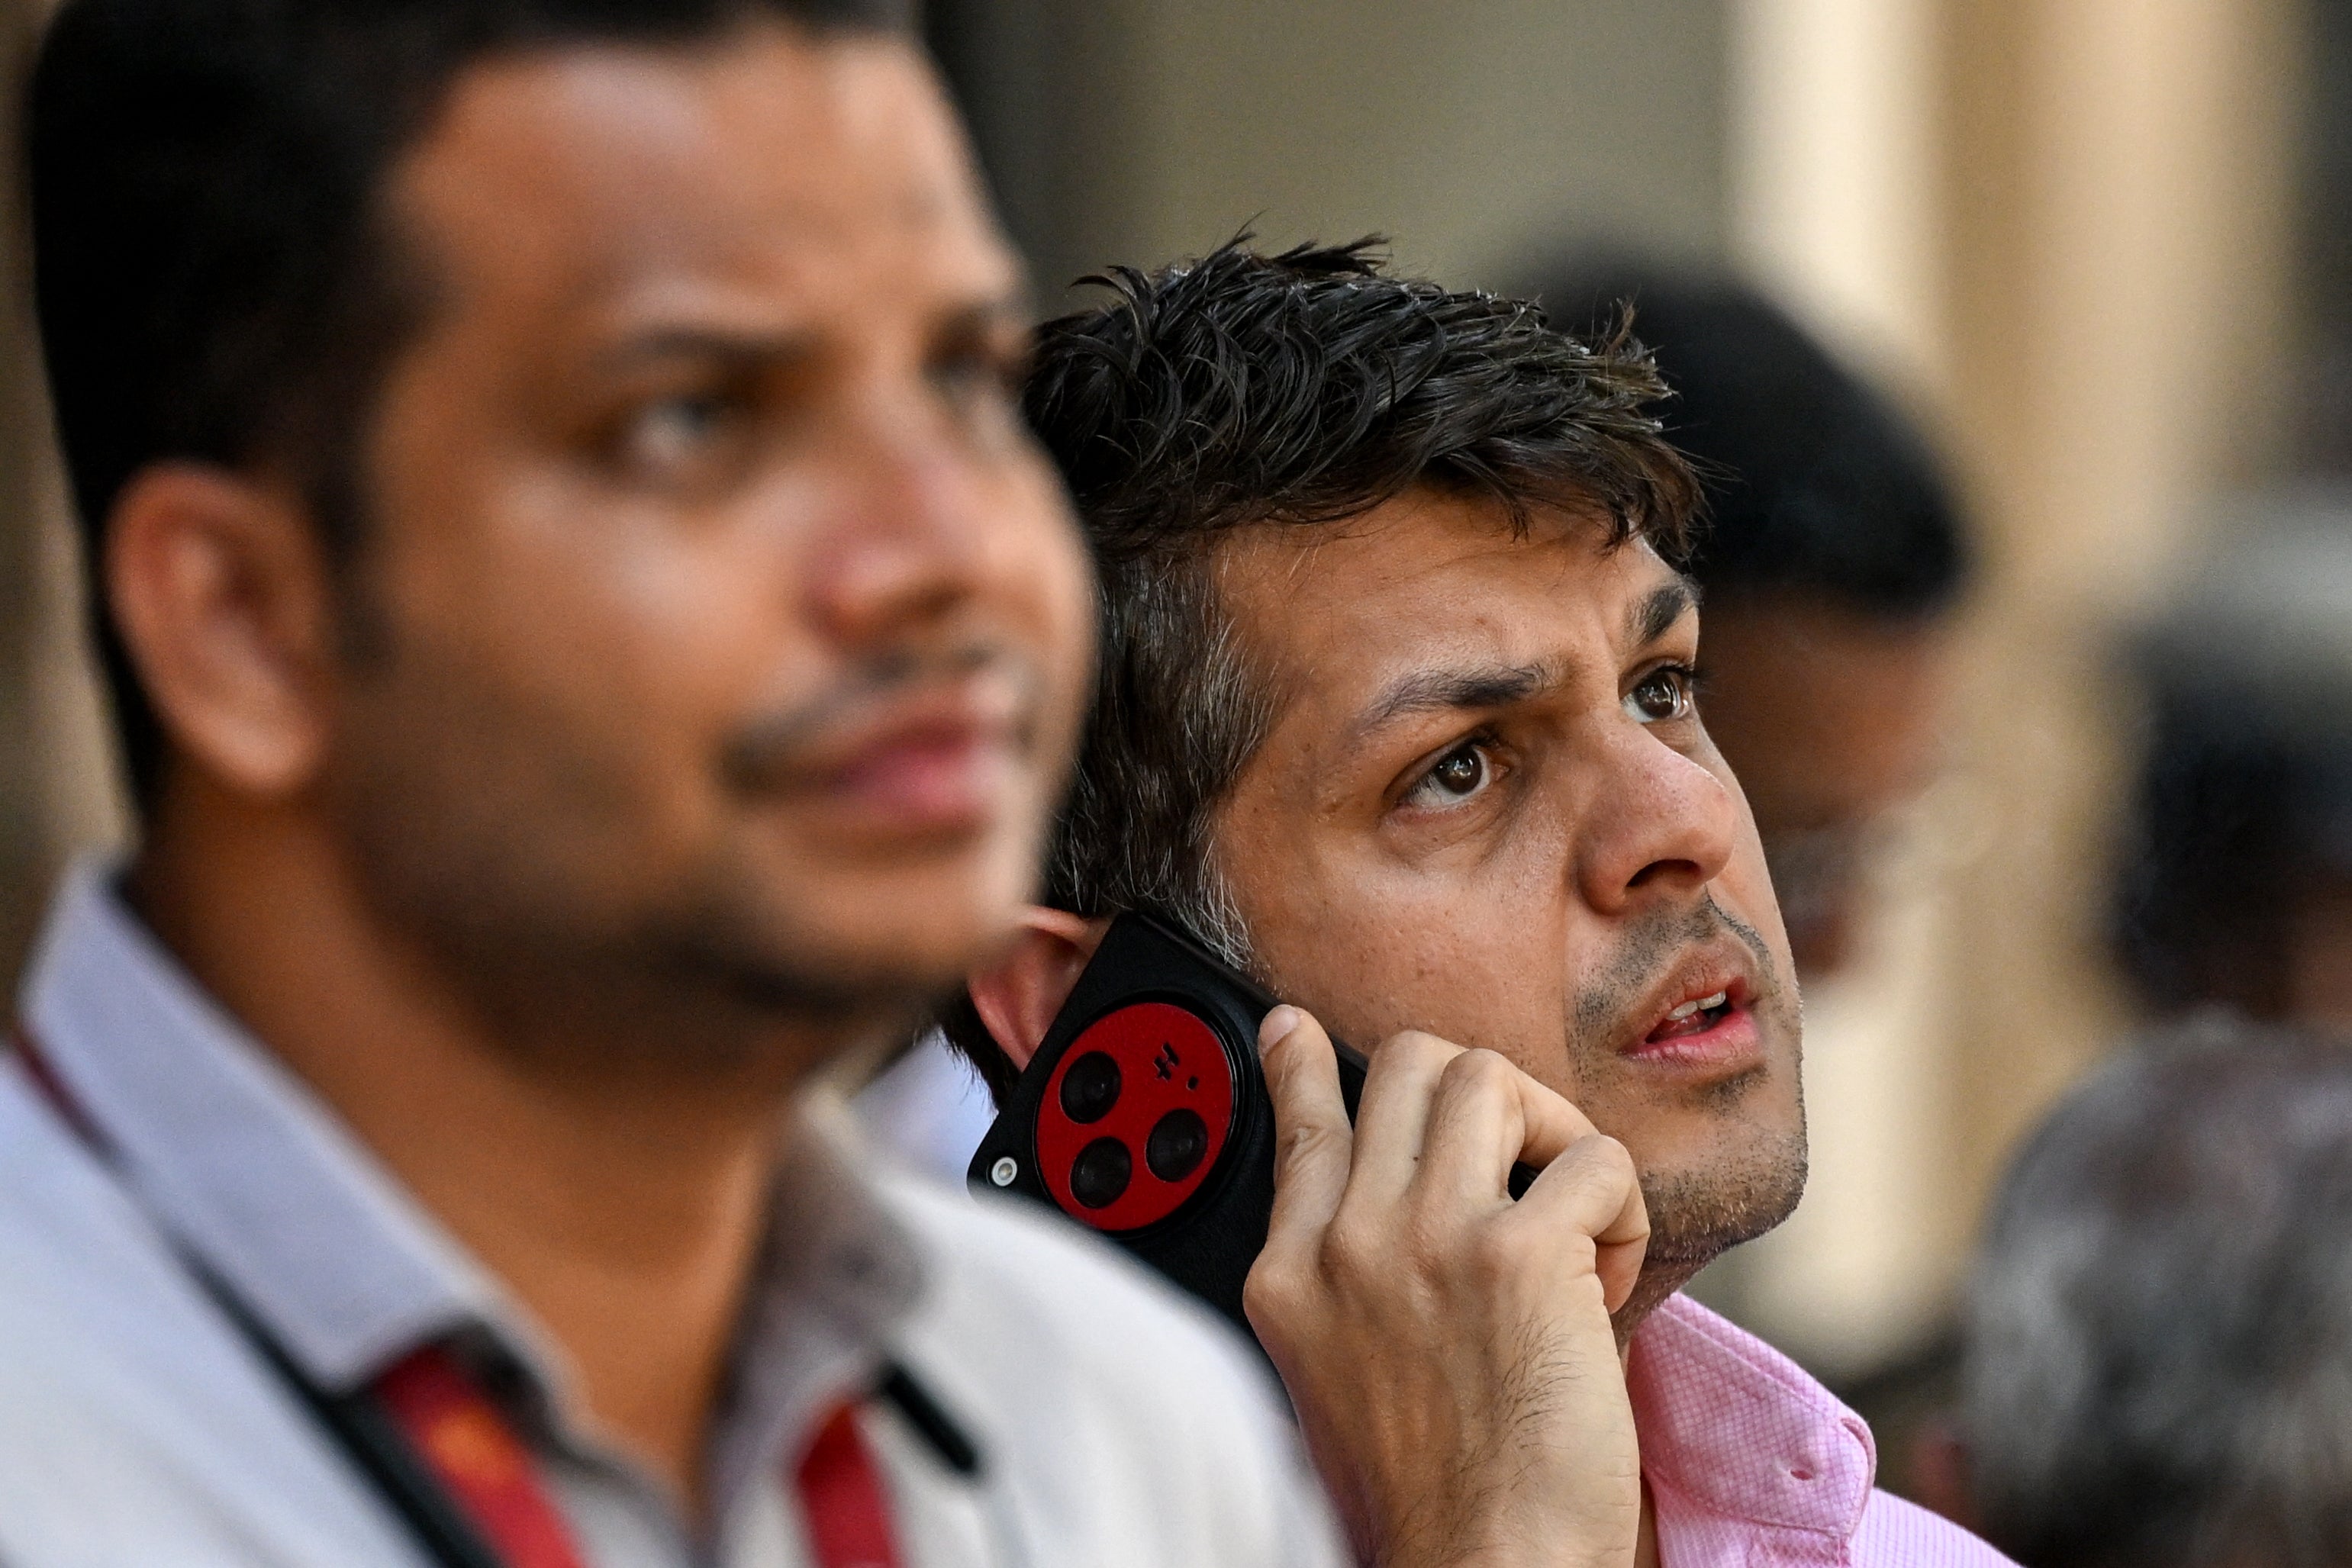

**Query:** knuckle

left=1316, top=1213, right=1384, bottom=1280
left=1378, top=1029, right=1454, bottom=1069
left=1586, top=1132, right=1638, bottom=1183
left=1440, top=1047, right=1516, bottom=1096
left=1275, top=1120, right=1341, bottom=1171
left=1242, top=1260, right=1299, bottom=1325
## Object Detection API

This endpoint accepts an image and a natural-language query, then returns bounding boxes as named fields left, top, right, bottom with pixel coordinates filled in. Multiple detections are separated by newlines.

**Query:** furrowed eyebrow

left=1629, top=577, right=1700, bottom=649
left=1350, top=661, right=1558, bottom=742
left=594, top=325, right=822, bottom=375
left=593, top=290, right=1032, bottom=377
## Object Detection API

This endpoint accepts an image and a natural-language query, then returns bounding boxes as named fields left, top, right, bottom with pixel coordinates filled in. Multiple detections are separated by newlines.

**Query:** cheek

left=1219, top=791, right=1573, bottom=1047
left=383, top=484, right=786, bottom=822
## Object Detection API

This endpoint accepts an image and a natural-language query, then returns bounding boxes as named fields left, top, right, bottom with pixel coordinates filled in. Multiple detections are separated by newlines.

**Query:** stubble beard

left=1573, top=899, right=1810, bottom=1329
left=329, top=639, right=996, bottom=1080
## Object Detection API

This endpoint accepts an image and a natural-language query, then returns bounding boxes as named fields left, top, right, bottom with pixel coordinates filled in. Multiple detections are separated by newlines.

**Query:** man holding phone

left=946, top=241, right=2010, bottom=1568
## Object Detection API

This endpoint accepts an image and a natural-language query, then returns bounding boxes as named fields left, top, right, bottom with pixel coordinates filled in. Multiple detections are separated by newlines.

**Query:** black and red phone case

left=965, top=911, right=1364, bottom=1330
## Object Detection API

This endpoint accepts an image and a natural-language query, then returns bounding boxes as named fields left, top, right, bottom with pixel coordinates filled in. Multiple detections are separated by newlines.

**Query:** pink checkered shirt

left=1629, top=1295, right=2012, bottom=1568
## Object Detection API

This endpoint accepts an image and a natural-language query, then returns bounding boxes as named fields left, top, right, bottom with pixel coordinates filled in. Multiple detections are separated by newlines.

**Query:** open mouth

left=1645, top=988, right=1735, bottom=1045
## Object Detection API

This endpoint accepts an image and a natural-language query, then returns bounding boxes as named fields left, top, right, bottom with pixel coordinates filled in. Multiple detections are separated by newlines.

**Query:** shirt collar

left=15, top=859, right=929, bottom=1457
left=19, top=861, right=500, bottom=1390
left=1629, top=1293, right=1877, bottom=1539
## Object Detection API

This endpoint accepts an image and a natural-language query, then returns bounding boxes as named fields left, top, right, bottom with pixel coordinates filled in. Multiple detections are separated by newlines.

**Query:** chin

left=1610, top=1123, right=1809, bottom=1329
left=652, top=855, right=1025, bottom=1025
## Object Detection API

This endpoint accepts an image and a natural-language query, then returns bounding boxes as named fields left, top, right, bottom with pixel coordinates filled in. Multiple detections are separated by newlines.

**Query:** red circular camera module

left=1036, top=1003, right=1236, bottom=1232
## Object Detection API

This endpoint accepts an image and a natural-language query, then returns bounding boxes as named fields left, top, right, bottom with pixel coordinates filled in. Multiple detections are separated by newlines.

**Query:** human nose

left=1571, top=723, right=1740, bottom=915
left=797, top=388, right=1013, bottom=650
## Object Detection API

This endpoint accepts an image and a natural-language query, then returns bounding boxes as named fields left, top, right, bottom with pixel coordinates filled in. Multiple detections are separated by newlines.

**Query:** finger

left=1339, top=1029, right=1461, bottom=1208
left=1505, top=1132, right=1650, bottom=1314
left=1412, top=1048, right=1601, bottom=1212
left=1258, top=1006, right=1355, bottom=1254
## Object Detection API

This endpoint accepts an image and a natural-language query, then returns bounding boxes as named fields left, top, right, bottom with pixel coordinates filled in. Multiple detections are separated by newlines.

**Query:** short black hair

left=2112, top=518, right=2352, bottom=1014
left=28, top=0, right=911, bottom=800
left=941, top=239, right=1701, bottom=1100
left=1532, top=264, right=1968, bottom=617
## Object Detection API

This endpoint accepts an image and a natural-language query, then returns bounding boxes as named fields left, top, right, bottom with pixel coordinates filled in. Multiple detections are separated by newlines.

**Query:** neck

left=129, top=784, right=878, bottom=1513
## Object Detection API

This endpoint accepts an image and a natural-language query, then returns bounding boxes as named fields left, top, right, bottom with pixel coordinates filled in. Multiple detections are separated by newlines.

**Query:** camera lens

left=1069, top=1137, right=1133, bottom=1209
left=1145, top=1109, right=1210, bottom=1183
left=1058, top=1051, right=1121, bottom=1124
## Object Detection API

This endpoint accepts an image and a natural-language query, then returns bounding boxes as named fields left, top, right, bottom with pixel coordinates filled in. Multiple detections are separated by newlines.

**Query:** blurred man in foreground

left=1534, top=269, right=1970, bottom=976
left=1923, top=1018, right=2352, bottom=1568
left=944, top=241, right=2010, bottom=1568
left=0, top=5, right=1410, bottom=1562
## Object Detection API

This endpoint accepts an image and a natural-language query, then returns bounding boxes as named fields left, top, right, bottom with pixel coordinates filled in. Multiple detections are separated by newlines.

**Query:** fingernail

left=1260, top=1005, right=1302, bottom=1048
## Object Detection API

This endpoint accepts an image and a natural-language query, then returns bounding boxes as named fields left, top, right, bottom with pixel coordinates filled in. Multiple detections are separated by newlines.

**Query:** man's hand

left=1245, top=1006, right=1648, bottom=1568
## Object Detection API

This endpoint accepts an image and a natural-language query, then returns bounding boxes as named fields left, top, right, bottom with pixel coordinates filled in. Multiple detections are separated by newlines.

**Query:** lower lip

left=1622, top=1004, right=1765, bottom=1077
left=823, top=729, right=1016, bottom=832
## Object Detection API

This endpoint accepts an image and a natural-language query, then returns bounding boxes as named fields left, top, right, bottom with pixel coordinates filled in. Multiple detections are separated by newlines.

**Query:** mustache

left=1570, top=894, right=1780, bottom=1048
left=717, top=640, right=1022, bottom=796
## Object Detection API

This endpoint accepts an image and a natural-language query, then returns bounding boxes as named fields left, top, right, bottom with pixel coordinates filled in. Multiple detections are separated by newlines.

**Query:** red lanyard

left=9, top=1029, right=904, bottom=1568
left=375, top=1344, right=900, bottom=1568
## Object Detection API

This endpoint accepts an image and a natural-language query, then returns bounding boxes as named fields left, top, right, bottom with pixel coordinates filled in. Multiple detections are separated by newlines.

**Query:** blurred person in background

left=945, top=240, right=2011, bottom=1568
left=1915, top=1017, right=2352, bottom=1568
left=1531, top=267, right=1972, bottom=977
left=2113, top=508, right=2352, bottom=1029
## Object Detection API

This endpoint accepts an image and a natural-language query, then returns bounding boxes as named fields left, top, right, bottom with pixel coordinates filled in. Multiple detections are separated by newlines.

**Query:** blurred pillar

left=1935, top=0, right=2299, bottom=1194
left=1721, top=0, right=2302, bottom=1370
left=1715, top=0, right=1973, bottom=1373
left=1731, top=0, right=1946, bottom=384
left=1, top=0, right=125, bottom=994
left=0, top=0, right=38, bottom=982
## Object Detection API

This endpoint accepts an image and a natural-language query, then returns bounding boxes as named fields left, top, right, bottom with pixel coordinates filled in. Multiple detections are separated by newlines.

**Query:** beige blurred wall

left=1938, top=0, right=2300, bottom=1244
left=942, top=0, right=1732, bottom=300
left=1722, top=0, right=2302, bottom=1369
left=1, top=0, right=121, bottom=997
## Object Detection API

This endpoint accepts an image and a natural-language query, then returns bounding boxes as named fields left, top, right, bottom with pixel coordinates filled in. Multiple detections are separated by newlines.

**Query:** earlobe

left=966, top=907, right=1111, bottom=1070
left=106, top=464, right=339, bottom=799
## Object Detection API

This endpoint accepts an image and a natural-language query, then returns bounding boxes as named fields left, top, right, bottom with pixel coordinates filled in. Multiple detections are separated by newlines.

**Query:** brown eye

left=617, top=391, right=736, bottom=482
left=1403, top=742, right=1491, bottom=810
left=1625, top=665, right=1694, bottom=725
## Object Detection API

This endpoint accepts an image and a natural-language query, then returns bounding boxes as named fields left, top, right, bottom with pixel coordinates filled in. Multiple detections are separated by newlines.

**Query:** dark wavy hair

left=942, top=238, right=1701, bottom=1099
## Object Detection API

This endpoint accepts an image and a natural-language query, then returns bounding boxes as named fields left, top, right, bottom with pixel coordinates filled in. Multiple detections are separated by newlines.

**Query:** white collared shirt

left=0, top=864, right=1346, bottom=1568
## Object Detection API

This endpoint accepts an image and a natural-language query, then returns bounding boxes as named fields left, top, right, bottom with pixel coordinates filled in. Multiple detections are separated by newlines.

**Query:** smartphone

left=965, top=909, right=1534, bottom=1333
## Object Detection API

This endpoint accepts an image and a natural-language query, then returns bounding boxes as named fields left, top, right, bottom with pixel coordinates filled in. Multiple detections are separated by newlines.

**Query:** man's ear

left=105, top=463, right=340, bottom=797
left=966, top=907, right=1112, bottom=1071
